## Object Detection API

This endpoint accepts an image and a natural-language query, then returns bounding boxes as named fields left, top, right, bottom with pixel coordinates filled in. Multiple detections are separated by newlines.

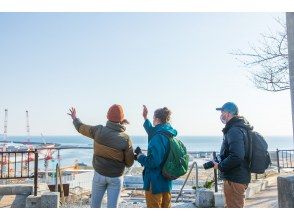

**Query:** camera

left=203, top=155, right=221, bottom=170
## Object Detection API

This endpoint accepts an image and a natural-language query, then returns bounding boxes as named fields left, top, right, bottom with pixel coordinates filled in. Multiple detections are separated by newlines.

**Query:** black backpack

left=241, top=128, right=271, bottom=174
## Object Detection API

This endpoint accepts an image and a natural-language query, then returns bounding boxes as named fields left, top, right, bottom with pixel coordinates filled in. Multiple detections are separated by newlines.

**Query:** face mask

left=220, top=114, right=227, bottom=124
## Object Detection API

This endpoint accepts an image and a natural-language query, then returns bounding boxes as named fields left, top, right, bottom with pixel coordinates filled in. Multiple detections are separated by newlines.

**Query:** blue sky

left=0, top=12, right=291, bottom=136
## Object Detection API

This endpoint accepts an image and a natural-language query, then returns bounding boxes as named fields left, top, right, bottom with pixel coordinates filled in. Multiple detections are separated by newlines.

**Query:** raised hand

left=143, top=105, right=148, bottom=120
left=67, top=107, right=77, bottom=120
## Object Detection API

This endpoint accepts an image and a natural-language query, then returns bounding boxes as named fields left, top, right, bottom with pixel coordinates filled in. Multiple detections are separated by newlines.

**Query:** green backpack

left=161, top=136, right=189, bottom=180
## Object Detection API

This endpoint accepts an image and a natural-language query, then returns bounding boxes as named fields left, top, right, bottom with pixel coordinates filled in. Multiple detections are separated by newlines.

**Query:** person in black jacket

left=214, top=102, right=253, bottom=208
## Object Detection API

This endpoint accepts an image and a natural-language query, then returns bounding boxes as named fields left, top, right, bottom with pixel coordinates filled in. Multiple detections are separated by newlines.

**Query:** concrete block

left=245, top=182, right=262, bottom=199
left=256, top=180, right=264, bottom=191
left=261, top=180, right=268, bottom=190
left=214, top=191, right=225, bottom=208
left=245, top=188, right=252, bottom=199
left=195, top=188, right=215, bottom=208
left=278, top=175, right=294, bottom=208
left=41, top=192, right=60, bottom=208
left=26, top=195, right=41, bottom=208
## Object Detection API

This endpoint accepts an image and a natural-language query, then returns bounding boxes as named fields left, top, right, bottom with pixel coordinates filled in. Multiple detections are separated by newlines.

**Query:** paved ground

left=0, top=195, right=18, bottom=208
left=245, top=182, right=278, bottom=208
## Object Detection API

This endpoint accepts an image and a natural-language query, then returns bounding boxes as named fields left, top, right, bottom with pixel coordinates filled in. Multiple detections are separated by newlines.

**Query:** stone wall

left=277, top=175, right=294, bottom=208
left=0, top=184, right=33, bottom=208
left=0, top=185, right=60, bottom=208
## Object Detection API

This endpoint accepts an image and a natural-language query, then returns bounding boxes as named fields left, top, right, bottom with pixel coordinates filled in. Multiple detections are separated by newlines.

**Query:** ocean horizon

left=1, top=135, right=293, bottom=151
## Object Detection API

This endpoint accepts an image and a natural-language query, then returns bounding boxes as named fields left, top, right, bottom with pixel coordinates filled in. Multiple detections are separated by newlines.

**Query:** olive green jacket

left=73, top=118, right=134, bottom=177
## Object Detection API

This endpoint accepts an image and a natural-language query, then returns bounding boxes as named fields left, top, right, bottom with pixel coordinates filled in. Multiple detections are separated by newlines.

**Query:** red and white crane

left=3, top=109, right=8, bottom=143
left=26, top=110, right=30, bottom=144
left=0, top=109, right=8, bottom=166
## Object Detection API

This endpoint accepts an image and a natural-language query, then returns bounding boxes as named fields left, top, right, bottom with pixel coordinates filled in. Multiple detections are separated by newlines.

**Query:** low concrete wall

left=26, top=195, right=41, bottom=208
left=0, top=184, right=33, bottom=196
left=277, top=175, right=294, bottom=208
left=0, top=185, right=33, bottom=208
left=245, top=181, right=262, bottom=199
left=26, top=192, right=60, bottom=208
left=0, top=185, right=59, bottom=208
left=41, top=192, right=60, bottom=208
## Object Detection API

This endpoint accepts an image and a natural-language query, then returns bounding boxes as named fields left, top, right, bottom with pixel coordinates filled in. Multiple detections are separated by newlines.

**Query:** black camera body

left=203, top=155, right=221, bottom=170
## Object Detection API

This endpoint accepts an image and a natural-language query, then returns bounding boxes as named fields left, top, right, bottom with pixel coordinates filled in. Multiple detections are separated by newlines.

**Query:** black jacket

left=218, top=116, right=252, bottom=184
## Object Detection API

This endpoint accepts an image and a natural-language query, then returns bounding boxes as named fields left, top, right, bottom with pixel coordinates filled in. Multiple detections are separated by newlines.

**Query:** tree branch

left=231, top=17, right=289, bottom=92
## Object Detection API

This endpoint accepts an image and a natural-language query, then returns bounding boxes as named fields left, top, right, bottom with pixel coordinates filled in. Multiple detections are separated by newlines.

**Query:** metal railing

left=5, top=146, right=288, bottom=199
left=175, top=161, right=199, bottom=202
left=276, top=149, right=294, bottom=173
left=0, top=149, right=38, bottom=196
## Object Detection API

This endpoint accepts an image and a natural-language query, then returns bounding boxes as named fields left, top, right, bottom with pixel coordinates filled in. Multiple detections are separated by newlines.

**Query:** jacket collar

left=106, top=121, right=126, bottom=132
left=222, top=116, right=251, bottom=134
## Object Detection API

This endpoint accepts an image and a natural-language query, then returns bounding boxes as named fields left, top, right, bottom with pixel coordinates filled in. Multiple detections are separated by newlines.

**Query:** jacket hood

left=222, top=116, right=253, bottom=134
left=155, top=123, right=178, bottom=137
left=106, top=120, right=126, bottom=132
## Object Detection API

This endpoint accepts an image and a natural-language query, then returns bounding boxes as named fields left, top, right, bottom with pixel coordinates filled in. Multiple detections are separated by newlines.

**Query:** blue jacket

left=137, top=119, right=178, bottom=194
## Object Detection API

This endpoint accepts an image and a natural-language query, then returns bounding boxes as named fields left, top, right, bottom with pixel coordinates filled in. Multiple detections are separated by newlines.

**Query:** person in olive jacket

left=68, top=105, right=134, bottom=208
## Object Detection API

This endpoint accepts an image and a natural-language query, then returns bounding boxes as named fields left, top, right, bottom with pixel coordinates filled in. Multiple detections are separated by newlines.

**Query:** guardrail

left=175, top=161, right=199, bottom=202
left=276, top=149, right=294, bottom=173
left=0, top=149, right=38, bottom=196
left=2, top=145, right=290, bottom=198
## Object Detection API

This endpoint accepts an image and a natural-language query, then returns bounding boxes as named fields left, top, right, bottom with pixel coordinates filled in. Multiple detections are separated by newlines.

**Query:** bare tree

left=233, top=18, right=289, bottom=92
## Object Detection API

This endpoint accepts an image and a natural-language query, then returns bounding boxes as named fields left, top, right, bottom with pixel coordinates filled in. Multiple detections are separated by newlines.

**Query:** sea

left=3, top=135, right=293, bottom=169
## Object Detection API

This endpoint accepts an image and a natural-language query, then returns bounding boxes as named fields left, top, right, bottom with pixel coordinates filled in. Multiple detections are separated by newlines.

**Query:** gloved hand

left=134, top=146, right=142, bottom=155
left=134, top=147, right=143, bottom=161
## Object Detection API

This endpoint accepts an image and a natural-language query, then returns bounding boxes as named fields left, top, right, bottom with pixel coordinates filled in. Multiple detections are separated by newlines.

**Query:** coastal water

left=3, top=135, right=293, bottom=168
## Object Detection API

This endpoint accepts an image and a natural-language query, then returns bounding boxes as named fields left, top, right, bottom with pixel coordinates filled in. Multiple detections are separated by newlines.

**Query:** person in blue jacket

left=134, top=105, right=178, bottom=208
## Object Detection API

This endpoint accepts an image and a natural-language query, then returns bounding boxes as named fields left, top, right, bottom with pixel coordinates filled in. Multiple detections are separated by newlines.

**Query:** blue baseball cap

left=216, top=102, right=239, bottom=115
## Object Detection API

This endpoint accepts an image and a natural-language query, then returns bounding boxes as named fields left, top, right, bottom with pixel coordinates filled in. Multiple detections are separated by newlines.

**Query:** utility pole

left=286, top=12, right=294, bottom=145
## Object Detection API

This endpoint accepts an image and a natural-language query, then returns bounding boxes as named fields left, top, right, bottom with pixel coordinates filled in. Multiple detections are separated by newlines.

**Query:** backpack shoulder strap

left=233, top=126, right=253, bottom=166
left=156, top=132, right=172, bottom=167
